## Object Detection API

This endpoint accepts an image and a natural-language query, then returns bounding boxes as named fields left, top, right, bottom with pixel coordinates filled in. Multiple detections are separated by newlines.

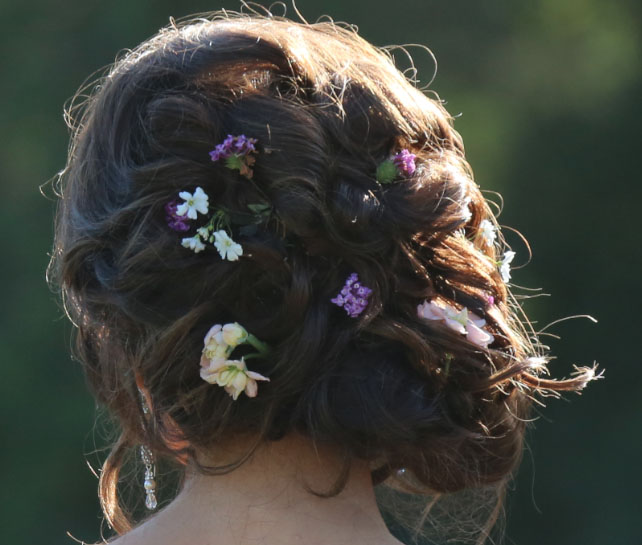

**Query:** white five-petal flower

left=499, top=251, right=516, bottom=283
left=213, top=230, right=243, bottom=261
left=176, top=187, right=209, bottom=219
left=478, top=219, right=497, bottom=246
left=181, top=235, right=206, bottom=253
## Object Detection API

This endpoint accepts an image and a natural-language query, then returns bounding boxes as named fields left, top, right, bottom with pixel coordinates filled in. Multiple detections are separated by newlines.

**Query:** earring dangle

left=138, top=389, right=157, bottom=510
left=140, top=444, right=158, bottom=510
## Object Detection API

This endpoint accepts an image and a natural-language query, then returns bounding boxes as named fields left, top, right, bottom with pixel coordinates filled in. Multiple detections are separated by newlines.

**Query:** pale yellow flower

left=201, top=359, right=269, bottom=400
left=222, top=322, right=249, bottom=347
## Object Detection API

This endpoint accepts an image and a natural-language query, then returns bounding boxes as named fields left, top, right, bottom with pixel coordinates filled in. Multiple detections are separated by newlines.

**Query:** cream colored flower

left=201, top=324, right=231, bottom=363
left=200, top=359, right=269, bottom=400
left=222, top=322, right=249, bottom=347
left=199, top=358, right=227, bottom=382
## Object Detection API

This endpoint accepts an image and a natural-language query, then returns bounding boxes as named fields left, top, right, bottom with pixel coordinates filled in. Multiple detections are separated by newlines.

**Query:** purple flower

left=165, top=200, right=191, bottom=232
left=393, top=149, right=416, bottom=176
left=209, top=134, right=258, bottom=162
left=331, top=273, right=373, bottom=318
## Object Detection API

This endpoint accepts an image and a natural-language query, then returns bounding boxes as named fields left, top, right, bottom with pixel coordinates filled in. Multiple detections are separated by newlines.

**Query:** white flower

left=461, top=196, right=472, bottom=223
left=176, top=187, right=209, bottom=219
left=200, top=359, right=269, bottom=400
left=181, top=235, right=206, bottom=253
left=499, top=251, right=516, bottom=283
left=197, top=226, right=212, bottom=241
left=222, top=322, right=249, bottom=347
left=478, top=219, right=496, bottom=246
left=213, top=230, right=243, bottom=261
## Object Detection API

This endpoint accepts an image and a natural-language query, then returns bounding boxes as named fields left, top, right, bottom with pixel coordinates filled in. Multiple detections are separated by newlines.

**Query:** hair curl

left=49, top=12, right=599, bottom=541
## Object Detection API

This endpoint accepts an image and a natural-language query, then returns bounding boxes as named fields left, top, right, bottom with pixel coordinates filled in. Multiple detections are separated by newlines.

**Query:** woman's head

left=50, top=12, right=598, bottom=538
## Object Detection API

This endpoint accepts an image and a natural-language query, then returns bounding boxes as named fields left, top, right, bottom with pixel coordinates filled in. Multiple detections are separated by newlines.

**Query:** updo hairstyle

left=49, top=13, right=598, bottom=537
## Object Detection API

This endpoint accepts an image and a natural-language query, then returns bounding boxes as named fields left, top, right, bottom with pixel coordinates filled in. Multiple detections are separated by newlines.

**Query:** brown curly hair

left=49, top=12, right=599, bottom=541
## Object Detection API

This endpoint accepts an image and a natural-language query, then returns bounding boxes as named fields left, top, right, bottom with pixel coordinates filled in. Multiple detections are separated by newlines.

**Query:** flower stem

left=246, top=334, right=270, bottom=355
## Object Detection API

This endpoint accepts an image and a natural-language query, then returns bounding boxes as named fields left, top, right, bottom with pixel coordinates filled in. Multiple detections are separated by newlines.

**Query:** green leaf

left=376, top=160, right=398, bottom=184
left=247, top=203, right=271, bottom=216
left=225, top=155, right=243, bottom=171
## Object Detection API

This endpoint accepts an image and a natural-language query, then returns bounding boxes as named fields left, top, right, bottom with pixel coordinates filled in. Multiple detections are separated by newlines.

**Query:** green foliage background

left=1, top=1, right=639, bottom=544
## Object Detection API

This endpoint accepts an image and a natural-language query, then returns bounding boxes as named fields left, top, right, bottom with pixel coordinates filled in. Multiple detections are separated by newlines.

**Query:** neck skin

left=115, top=434, right=403, bottom=545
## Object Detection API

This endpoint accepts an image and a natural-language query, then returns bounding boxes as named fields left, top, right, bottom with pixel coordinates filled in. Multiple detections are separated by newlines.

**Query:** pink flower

left=417, top=299, right=495, bottom=348
left=466, top=320, right=494, bottom=348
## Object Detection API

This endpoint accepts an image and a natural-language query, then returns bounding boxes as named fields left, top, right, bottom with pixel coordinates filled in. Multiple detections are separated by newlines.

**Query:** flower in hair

left=221, top=322, right=249, bottom=347
left=181, top=235, right=206, bottom=253
left=417, top=299, right=495, bottom=348
left=176, top=187, right=209, bottom=219
left=499, top=251, right=516, bottom=283
left=461, top=196, right=473, bottom=223
left=478, top=219, right=497, bottom=246
left=209, top=134, right=259, bottom=179
left=213, top=229, right=243, bottom=261
left=331, top=273, right=372, bottom=318
left=165, top=200, right=191, bottom=232
left=393, top=149, right=417, bottom=176
left=200, top=322, right=271, bottom=399
left=376, top=148, right=417, bottom=184
left=200, top=358, right=269, bottom=400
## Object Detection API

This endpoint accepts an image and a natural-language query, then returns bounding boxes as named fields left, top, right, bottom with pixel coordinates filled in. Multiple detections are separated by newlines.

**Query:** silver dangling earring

left=138, top=389, right=157, bottom=510
left=140, top=444, right=157, bottom=510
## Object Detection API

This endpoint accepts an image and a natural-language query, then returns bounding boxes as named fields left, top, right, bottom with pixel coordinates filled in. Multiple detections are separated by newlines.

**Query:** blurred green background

left=1, top=1, right=639, bottom=544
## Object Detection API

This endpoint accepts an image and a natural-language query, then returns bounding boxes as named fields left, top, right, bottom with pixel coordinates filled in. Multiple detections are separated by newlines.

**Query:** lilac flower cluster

left=165, top=200, right=191, bottom=232
left=208, top=134, right=258, bottom=162
left=392, top=149, right=417, bottom=176
left=331, top=273, right=373, bottom=318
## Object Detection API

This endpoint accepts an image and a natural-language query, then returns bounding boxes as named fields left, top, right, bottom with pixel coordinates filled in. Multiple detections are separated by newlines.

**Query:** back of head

left=50, top=12, right=599, bottom=541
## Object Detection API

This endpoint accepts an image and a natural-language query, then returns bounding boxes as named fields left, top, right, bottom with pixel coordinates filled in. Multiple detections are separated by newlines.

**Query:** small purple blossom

left=331, top=273, right=373, bottom=318
left=209, top=134, right=258, bottom=162
left=165, top=200, right=191, bottom=232
left=393, top=149, right=416, bottom=176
